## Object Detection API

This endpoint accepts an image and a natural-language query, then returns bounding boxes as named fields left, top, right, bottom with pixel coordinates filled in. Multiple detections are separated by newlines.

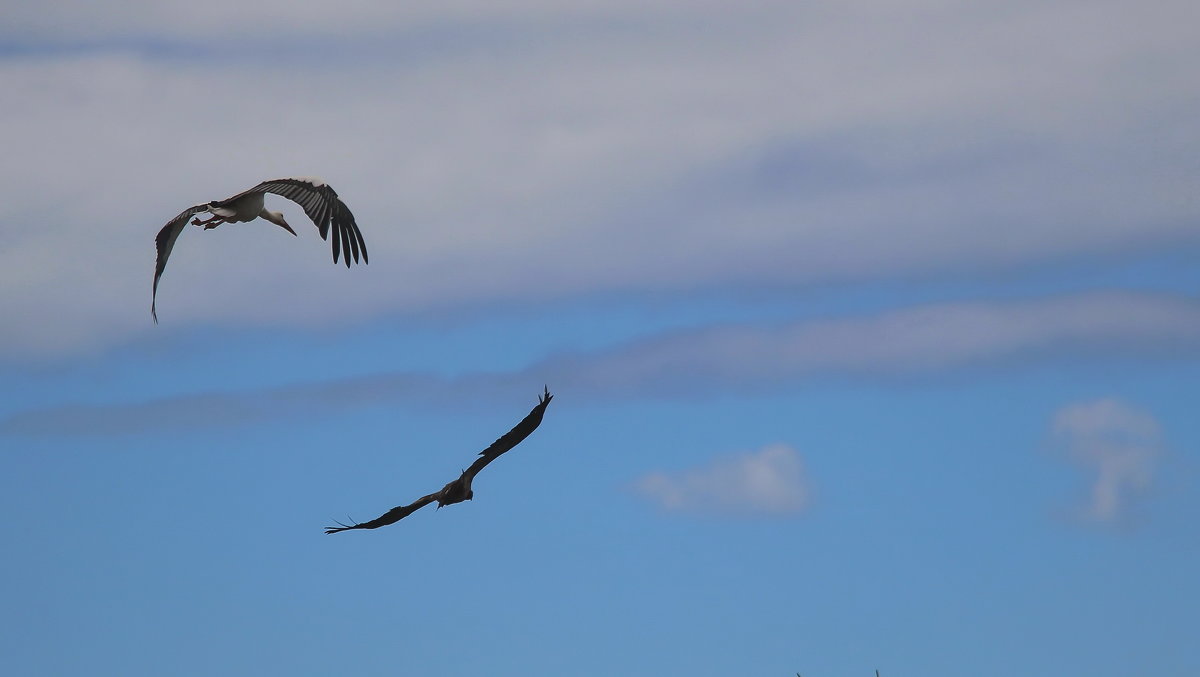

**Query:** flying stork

left=325, top=387, right=554, bottom=534
left=152, top=177, right=368, bottom=322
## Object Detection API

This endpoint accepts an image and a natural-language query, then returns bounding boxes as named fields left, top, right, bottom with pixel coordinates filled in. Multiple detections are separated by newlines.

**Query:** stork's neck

left=260, top=209, right=287, bottom=226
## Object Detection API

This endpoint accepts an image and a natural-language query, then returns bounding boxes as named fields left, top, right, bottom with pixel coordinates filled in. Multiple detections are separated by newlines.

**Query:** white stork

left=152, top=177, right=368, bottom=322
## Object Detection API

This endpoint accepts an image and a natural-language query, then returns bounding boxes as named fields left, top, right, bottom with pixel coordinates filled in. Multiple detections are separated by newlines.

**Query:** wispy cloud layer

left=633, top=444, right=811, bottom=515
left=5, top=291, right=1198, bottom=435
left=1052, top=399, right=1164, bottom=523
left=1, top=1, right=1197, bottom=357
left=545, top=292, right=1200, bottom=395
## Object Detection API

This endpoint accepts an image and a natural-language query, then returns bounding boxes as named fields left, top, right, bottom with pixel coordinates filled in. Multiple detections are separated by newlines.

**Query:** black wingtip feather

left=330, top=214, right=342, bottom=264
left=340, top=223, right=353, bottom=267
left=345, top=220, right=360, bottom=264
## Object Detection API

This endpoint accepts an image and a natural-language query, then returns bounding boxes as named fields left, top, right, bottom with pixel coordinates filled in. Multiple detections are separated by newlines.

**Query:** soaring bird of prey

left=326, top=387, right=554, bottom=534
left=151, top=177, right=368, bottom=322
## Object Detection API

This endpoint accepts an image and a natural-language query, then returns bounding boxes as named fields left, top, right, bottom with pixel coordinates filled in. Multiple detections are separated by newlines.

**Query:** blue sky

left=1, top=1, right=1198, bottom=675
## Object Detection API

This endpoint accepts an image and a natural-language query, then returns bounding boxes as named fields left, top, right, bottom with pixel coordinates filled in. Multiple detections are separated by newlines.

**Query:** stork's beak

left=276, top=218, right=297, bottom=236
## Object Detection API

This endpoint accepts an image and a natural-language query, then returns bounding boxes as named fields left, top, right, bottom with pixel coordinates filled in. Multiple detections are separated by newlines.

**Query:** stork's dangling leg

left=190, top=214, right=228, bottom=229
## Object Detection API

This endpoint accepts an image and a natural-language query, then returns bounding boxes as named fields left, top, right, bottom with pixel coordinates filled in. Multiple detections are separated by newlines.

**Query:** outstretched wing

left=462, top=386, right=554, bottom=481
left=151, top=202, right=212, bottom=323
left=324, top=491, right=441, bottom=534
left=221, top=177, right=368, bottom=267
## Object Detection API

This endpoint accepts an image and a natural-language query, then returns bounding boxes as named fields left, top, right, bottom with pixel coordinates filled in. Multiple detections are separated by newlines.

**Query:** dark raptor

left=325, top=387, right=553, bottom=533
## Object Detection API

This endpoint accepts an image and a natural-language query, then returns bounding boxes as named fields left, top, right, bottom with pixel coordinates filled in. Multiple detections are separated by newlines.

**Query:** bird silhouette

left=326, top=387, right=553, bottom=533
left=152, top=177, right=367, bottom=322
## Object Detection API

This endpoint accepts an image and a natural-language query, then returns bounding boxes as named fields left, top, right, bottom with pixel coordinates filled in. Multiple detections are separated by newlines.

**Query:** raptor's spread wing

left=324, top=491, right=441, bottom=534
left=462, top=386, right=553, bottom=481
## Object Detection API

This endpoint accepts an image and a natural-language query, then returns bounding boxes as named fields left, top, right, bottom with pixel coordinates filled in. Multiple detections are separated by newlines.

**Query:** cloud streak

left=543, top=291, right=1200, bottom=395
left=1051, top=399, right=1165, bottom=523
left=632, top=444, right=812, bottom=515
left=4, top=291, right=1198, bottom=435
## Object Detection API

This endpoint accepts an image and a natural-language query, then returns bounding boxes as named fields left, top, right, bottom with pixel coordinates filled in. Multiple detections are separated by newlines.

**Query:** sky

left=0, top=1, right=1198, bottom=675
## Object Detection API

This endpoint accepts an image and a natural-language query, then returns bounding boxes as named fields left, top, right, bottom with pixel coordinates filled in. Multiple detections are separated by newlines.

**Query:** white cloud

left=0, top=0, right=760, bottom=42
left=1052, top=399, right=1164, bottom=523
left=0, top=1, right=1197, bottom=357
left=633, top=444, right=812, bottom=515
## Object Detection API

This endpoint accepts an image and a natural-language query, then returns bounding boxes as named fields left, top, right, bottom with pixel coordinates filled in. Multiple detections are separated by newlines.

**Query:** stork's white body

left=210, top=192, right=265, bottom=222
left=203, top=191, right=289, bottom=229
